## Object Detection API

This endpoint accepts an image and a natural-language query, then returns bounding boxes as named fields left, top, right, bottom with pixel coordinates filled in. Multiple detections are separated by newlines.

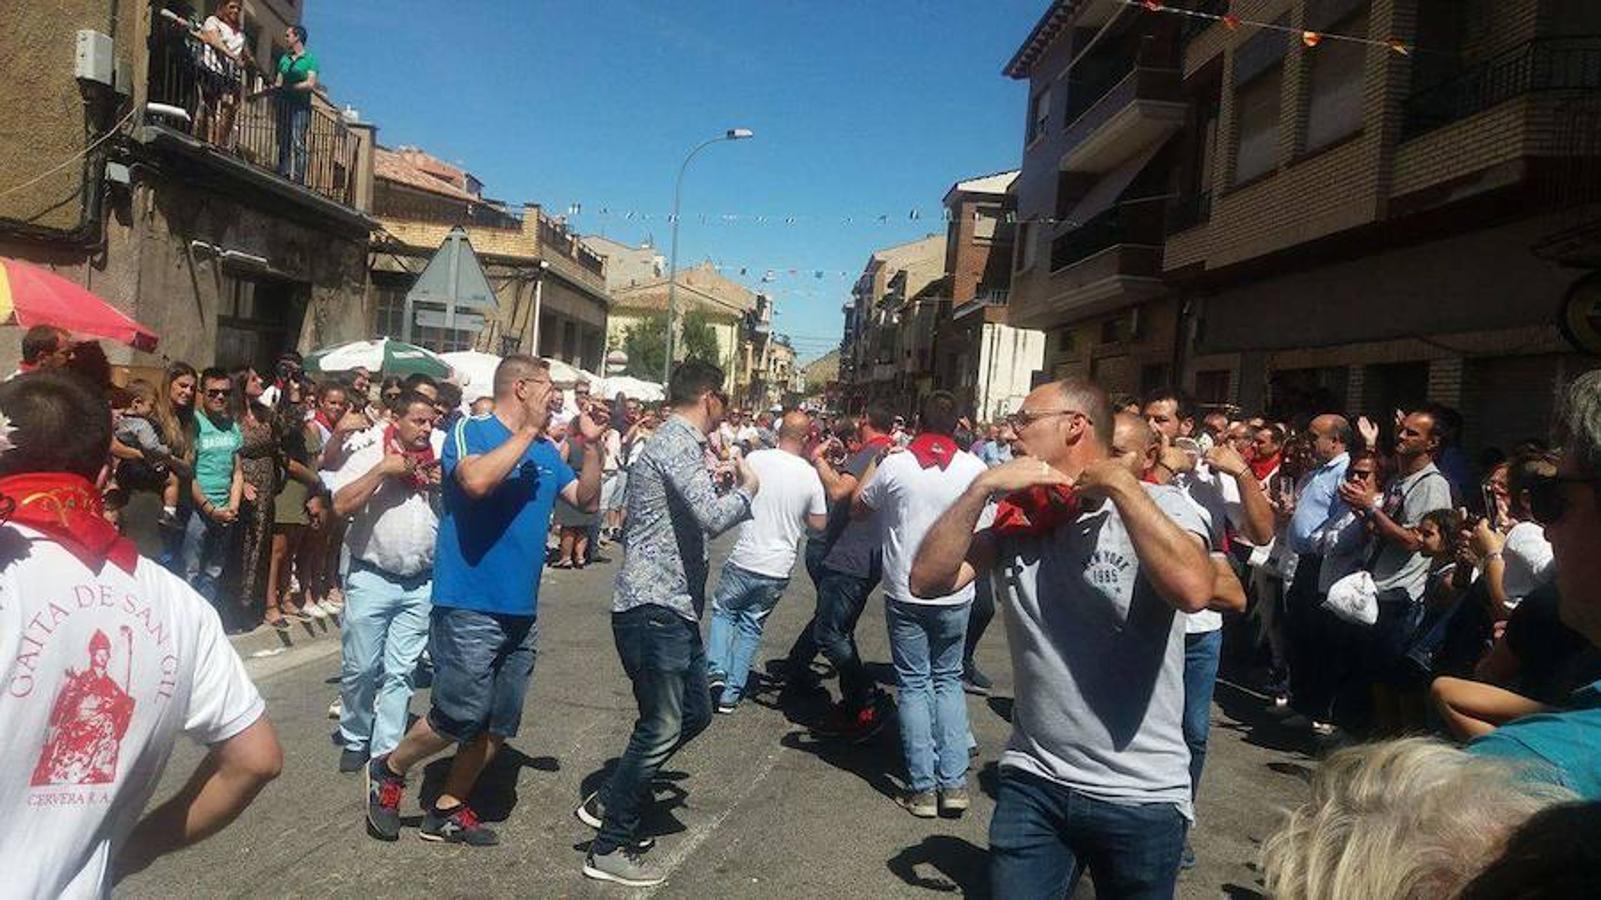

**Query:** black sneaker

left=420, top=804, right=499, bottom=846
left=708, top=672, right=728, bottom=697
left=365, top=755, right=405, bottom=841
left=339, top=748, right=368, bottom=774
left=961, top=663, right=994, bottom=697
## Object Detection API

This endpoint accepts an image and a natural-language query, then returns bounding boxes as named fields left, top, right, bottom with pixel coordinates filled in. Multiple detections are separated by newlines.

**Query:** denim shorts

left=427, top=606, right=538, bottom=743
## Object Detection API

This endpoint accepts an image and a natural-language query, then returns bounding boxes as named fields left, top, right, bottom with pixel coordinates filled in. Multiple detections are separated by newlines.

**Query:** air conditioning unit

left=75, top=30, right=115, bottom=88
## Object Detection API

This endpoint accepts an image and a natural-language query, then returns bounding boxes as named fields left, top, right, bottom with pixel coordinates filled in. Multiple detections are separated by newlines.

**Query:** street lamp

left=665, top=127, right=755, bottom=385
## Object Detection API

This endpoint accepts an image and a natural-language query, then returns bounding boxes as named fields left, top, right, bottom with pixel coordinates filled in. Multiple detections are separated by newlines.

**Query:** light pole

left=665, top=127, right=754, bottom=386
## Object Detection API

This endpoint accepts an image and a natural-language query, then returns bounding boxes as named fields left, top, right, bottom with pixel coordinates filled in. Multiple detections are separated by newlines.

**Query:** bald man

left=911, top=378, right=1215, bottom=895
left=705, top=410, right=829, bottom=712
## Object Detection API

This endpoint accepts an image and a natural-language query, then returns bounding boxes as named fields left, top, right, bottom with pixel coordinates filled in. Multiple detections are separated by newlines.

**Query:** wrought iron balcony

left=146, top=13, right=359, bottom=207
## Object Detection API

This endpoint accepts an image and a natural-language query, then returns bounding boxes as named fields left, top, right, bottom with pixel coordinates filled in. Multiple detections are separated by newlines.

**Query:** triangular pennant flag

left=1386, top=37, right=1410, bottom=55
left=1302, top=30, right=1322, bottom=47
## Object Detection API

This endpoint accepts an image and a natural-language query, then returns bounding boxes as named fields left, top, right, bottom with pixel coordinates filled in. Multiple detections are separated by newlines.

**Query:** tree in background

left=622, top=309, right=723, bottom=378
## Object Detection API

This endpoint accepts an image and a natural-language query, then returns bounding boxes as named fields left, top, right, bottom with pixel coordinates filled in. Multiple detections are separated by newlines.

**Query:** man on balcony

left=274, top=25, right=319, bottom=184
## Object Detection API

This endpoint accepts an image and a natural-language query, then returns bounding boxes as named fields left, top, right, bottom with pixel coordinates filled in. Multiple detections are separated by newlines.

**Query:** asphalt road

left=117, top=536, right=1315, bottom=899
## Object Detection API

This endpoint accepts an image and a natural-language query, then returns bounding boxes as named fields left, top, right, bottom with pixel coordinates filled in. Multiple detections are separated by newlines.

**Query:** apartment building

left=839, top=235, right=946, bottom=412
left=585, top=235, right=665, bottom=292
left=1006, top=0, right=1601, bottom=452
left=368, top=146, right=611, bottom=370
left=933, top=170, right=1049, bottom=421
left=1, top=0, right=376, bottom=374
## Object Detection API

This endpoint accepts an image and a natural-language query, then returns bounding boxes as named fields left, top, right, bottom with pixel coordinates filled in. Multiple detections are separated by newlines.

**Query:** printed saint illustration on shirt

left=31, top=628, right=137, bottom=787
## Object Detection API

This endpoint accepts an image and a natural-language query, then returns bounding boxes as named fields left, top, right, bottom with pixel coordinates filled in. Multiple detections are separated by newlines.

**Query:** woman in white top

left=194, top=1, right=250, bottom=148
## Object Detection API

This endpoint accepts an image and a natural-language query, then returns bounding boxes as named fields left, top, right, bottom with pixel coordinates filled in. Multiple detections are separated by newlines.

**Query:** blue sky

left=307, top=0, right=1039, bottom=363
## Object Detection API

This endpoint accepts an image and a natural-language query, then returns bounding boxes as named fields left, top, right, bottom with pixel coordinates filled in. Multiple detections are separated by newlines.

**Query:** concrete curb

left=228, top=612, right=343, bottom=660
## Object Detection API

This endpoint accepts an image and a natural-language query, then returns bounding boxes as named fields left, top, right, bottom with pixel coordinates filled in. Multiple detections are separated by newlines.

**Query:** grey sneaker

left=939, top=786, right=971, bottom=815
left=584, top=846, right=666, bottom=887
left=899, top=790, right=937, bottom=818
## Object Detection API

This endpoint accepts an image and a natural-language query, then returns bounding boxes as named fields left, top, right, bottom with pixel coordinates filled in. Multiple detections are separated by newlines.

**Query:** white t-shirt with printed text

left=0, top=526, right=265, bottom=899
left=726, top=449, right=827, bottom=579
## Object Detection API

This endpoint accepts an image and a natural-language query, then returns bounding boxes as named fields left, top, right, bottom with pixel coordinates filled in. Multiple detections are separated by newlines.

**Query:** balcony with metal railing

left=951, top=287, right=1011, bottom=320
left=1011, top=197, right=1165, bottom=329
left=1402, top=36, right=1601, bottom=140
left=144, top=11, right=361, bottom=209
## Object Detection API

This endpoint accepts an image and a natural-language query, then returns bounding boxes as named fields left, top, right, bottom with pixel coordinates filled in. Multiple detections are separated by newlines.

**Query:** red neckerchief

left=1250, top=453, right=1281, bottom=483
left=15, top=361, right=38, bottom=375
left=859, top=434, right=892, bottom=455
left=312, top=408, right=337, bottom=435
left=992, top=484, right=1081, bottom=537
left=907, top=433, right=958, bottom=470
left=0, top=473, right=138, bottom=574
left=384, top=424, right=436, bottom=490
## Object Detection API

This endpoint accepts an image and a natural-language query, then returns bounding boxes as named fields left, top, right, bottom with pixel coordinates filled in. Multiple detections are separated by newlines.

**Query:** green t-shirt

left=276, top=50, right=318, bottom=107
left=194, top=413, right=242, bottom=506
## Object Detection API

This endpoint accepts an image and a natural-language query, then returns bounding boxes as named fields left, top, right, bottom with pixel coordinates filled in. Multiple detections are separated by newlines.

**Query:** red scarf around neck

left=312, top=408, right=337, bottom=436
left=993, top=484, right=1081, bottom=537
left=1250, top=452, right=1281, bottom=483
left=859, top=434, right=893, bottom=453
left=907, top=433, right=958, bottom=470
left=384, top=424, right=437, bottom=490
left=0, top=473, right=138, bottom=574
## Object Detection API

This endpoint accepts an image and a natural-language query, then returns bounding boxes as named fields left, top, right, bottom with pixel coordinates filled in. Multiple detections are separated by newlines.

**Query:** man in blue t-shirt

left=363, top=355, right=604, bottom=846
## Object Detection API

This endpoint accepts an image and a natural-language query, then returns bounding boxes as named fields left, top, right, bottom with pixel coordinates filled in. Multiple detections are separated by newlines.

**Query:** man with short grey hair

left=1468, top=370, right=1601, bottom=798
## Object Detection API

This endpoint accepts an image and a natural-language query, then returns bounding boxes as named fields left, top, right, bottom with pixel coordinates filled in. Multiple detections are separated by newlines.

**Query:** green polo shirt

left=276, top=50, right=318, bottom=107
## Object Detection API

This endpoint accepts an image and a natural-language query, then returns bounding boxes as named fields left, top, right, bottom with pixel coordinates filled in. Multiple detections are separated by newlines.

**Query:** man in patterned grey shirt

left=579, top=359, right=759, bottom=887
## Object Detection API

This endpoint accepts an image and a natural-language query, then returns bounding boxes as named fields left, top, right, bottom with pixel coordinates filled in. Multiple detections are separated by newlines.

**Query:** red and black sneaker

left=365, top=755, right=405, bottom=841
left=812, top=698, right=887, bottom=743
left=420, top=803, right=500, bottom=846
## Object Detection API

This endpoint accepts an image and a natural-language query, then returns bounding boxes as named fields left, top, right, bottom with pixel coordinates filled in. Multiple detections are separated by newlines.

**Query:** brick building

left=368, top=145, right=611, bottom=370
left=934, top=170, right=1048, bottom=421
left=838, top=235, right=946, bottom=413
left=1005, top=0, right=1601, bottom=454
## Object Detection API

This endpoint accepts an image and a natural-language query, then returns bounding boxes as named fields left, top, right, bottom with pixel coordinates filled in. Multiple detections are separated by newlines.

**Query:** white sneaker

left=327, top=697, right=342, bottom=719
left=323, top=596, right=344, bottom=615
left=304, top=600, right=329, bottom=619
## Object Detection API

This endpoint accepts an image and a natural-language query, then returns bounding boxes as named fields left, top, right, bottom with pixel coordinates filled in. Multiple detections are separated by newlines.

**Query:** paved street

left=120, top=536, right=1315, bottom=899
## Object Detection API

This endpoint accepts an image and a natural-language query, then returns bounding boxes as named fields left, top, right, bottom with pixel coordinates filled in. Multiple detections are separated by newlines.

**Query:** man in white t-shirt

left=706, top=411, right=827, bottom=713
left=911, top=378, right=1216, bottom=897
left=0, top=371, right=280, bottom=898
left=1143, top=387, right=1273, bottom=868
left=856, top=391, right=992, bottom=819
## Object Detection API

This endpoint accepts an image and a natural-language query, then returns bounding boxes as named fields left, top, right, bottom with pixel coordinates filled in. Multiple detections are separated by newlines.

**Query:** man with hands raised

left=365, top=355, right=605, bottom=847
left=911, top=378, right=1214, bottom=898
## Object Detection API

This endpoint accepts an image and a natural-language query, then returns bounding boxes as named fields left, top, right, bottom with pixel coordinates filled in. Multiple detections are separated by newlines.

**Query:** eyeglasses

left=204, top=388, right=230, bottom=398
left=1527, top=475, right=1601, bottom=526
left=1006, top=408, right=1088, bottom=431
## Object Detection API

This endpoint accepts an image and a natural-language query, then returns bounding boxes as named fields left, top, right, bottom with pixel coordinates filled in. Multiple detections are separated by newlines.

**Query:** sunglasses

left=1345, top=468, right=1376, bottom=481
left=204, top=388, right=231, bottom=398
left=1528, top=475, right=1601, bottom=526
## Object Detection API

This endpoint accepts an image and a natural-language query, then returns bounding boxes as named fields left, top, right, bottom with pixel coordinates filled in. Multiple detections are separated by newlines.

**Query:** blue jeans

left=181, top=509, right=236, bottom=605
left=596, top=604, right=713, bottom=854
left=989, top=767, right=1187, bottom=899
left=785, top=565, right=874, bottom=708
left=426, top=607, right=538, bottom=743
left=276, top=102, right=310, bottom=183
left=338, top=562, right=433, bottom=757
left=887, top=600, right=970, bottom=793
left=1183, top=629, right=1222, bottom=801
left=706, top=562, right=790, bottom=705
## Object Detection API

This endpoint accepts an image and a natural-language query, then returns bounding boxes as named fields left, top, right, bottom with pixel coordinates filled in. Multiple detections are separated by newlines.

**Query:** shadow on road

left=778, top=729, right=902, bottom=802
left=1213, top=681, right=1315, bottom=756
left=571, top=760, right=693, bottom=844
left=886, top=834, right=990, bottom=896
left=417, top=744, right=560, bottom=824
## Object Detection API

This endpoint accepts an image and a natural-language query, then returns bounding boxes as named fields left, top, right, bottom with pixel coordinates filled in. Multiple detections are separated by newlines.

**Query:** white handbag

left=1323, top=569, right=1379, bottom=627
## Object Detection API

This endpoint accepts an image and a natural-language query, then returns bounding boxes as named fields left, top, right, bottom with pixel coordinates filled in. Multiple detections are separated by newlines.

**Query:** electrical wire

left=0, top=105, right=138, bottom=202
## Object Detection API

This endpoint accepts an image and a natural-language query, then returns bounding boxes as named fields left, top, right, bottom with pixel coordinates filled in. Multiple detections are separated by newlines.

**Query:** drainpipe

left=530, top=260, right=548, bottom=356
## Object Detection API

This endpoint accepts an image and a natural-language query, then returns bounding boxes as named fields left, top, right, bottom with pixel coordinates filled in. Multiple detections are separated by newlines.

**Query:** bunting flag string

left=575, top=205, right=1111, bottom=230
left=1122, top=0, right=1411, bottom=54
